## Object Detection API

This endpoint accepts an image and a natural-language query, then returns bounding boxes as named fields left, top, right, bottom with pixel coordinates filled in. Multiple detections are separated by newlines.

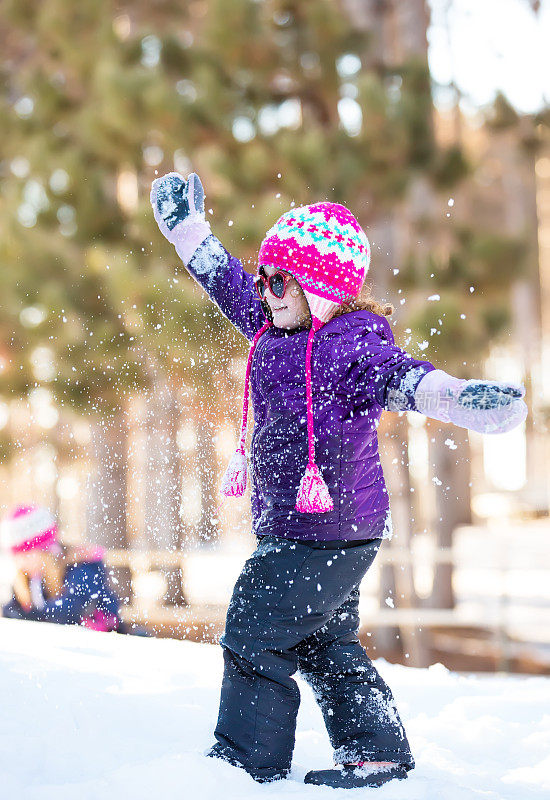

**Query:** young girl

left=151, top=173, right=527, bottom=788
left=1, top=505, right=121, bottom=632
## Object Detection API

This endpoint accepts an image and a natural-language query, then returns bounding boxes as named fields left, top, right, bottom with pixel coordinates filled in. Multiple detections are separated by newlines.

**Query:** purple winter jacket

left=186, top=235, right=436, bottom=542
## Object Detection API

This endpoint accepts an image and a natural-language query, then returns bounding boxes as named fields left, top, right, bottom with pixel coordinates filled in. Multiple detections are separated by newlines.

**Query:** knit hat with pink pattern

left=0, top=506, right=59, bottom=553
left=220, top=202, right=371, bottom=514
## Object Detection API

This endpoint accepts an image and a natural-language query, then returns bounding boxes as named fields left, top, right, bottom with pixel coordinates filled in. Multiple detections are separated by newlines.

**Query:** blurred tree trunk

left=500, top=130, right=545, bottom=511
left=86, top=409, right=132, bottom=604
left=143, top=376, right=186, bottom=606
left=425, top=420, right=471, bottom=609
left=391, top=0, right=430, bottom=61
left=196, top=409, right=221, bottom=546
left=379, top=412, right=427, bottom=665
left=344, top=0, right=466, bottom=627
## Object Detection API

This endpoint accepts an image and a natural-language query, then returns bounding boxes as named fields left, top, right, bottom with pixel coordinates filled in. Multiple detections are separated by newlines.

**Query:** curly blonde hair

left=330, top=284, right=394, bottom=320
left=298, top=284, right=394, bottom=329
left=262, top=275, right=394, bottom=328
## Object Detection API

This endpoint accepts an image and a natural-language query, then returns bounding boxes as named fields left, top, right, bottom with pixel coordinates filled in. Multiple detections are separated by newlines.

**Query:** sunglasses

left=254, top=266, right=295, bottom=301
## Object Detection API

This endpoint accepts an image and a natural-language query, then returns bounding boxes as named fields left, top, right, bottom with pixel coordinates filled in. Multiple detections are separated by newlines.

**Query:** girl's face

left=260, top=265, right=311, bottom=330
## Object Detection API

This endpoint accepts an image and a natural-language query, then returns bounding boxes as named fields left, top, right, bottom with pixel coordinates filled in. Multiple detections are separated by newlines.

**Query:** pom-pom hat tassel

left=220, top=322, right=272, bottom=497
left=219, top=446, right=248, bottom=497
left=295, top=323, right=334, bottom=513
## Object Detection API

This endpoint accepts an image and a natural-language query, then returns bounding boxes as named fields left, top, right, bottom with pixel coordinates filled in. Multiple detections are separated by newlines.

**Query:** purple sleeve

left=186, top=234, right=267, bottom=342
left=340, top=315, right=436, bottom=411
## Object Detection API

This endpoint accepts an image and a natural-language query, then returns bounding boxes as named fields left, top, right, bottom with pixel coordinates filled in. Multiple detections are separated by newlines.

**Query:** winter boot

left=304, top=761, right=409, bottom=789
left=205, top=743, right=288, bottom=783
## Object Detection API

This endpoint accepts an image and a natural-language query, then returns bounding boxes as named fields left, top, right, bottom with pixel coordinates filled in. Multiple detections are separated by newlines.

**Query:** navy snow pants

left=207, top=535, right=415, bottom=782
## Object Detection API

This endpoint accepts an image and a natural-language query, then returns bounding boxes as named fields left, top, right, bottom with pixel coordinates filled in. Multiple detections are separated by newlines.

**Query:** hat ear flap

left=301, top=289, right=341, bottom=331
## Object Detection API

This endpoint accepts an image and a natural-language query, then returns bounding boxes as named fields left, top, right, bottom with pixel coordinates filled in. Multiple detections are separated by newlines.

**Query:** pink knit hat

left=221, top=202, right=371, bottom=514
left=0, top=505, right=59, bottom=554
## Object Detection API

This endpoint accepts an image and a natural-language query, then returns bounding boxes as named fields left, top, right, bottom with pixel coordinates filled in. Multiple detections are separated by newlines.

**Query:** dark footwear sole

left=205, top=743, right=288, bottom=783
left=304, top=765, right=408, bottom=788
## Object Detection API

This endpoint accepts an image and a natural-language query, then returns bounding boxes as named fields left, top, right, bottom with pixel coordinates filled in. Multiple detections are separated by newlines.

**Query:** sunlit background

left=1, top=0, right=549, bottom=672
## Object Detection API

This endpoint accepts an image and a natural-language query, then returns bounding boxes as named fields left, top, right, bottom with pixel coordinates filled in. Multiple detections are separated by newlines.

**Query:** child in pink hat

left=1, top=505, right=121, bottom=632
left=151, top=172, right=527, bottom=788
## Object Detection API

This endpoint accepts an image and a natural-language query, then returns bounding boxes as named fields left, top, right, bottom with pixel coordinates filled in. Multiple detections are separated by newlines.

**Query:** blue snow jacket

left=2, top=556, right=121, bottom=629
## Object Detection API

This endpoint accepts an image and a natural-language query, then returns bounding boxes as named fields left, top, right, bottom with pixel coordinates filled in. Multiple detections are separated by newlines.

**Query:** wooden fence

left=104, top=538, right=550, bottom=674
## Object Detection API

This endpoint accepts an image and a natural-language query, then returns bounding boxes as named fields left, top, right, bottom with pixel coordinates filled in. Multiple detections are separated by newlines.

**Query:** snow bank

left=1, top=619, right=548, bottom=799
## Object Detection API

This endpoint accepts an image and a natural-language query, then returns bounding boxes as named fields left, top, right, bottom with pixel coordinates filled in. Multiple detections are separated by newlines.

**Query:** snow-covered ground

left=1, top=620, right=549, bottom=799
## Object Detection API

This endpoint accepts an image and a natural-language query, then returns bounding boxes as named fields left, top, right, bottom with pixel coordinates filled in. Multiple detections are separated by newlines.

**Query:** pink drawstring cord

left=295, top=324, right=334, bottom=513
left=220, top=322, right=272, bottom=497
left=221, top=317, right=333, bottom=513
left=304, top=326, right=316, bottom=467
left=237, top=321, right=272, bottom=451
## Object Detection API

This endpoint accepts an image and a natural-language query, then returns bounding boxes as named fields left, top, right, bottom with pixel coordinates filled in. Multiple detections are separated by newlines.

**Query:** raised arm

left=150, top=172, right=267, bottom=342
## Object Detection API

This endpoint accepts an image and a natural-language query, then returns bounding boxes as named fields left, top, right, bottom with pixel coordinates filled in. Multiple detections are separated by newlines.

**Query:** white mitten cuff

left=171, top=219, right=212, bottom=265
left=414, top=369, right=528, bottom=434
left=413, top=369, right=467, bottom=423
